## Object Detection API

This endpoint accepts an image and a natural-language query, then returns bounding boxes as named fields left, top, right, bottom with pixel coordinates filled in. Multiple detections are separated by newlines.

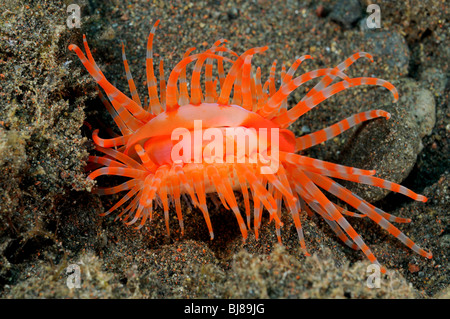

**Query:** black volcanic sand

left=0, top=0, right=448, bottom=298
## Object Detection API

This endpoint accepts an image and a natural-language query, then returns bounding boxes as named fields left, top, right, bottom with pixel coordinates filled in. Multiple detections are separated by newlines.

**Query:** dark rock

left=363, top=31, right=410, bottom=76
left=329, top=0, right=363, bottom=29
left=338, top=84, right=422, bottom=202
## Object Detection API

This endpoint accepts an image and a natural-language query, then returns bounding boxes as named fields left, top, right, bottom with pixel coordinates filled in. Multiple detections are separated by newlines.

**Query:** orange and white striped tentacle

left=87, top=155, right=125, bottom=169
left=121, top=42, right=143, bottom=107
left=94, top=145, right=143, bottom=169
left=165, top=51, right=234, bottom=111
left=266, top=59, right=277, bottom=97
left=235, top=163, right=283, bottom=227
left=305, top=173, right=409, bottom=224
left=190, top=164, right=215, bottom=239
left=294, top=183, right=359, bottom=250
left=70, top=46, right=146, bottom=133
left=134, top=144, right=157, bottom=172
left=145, top=19, right=163, bottom=115
left=273, top=76, right=398, bottom=128
left=282, top=150, right=427, bottom=203
left=95, top=87, right=133, bottom=136
left=178, top=47, right=197, bottom=106
left=83, top=38, right=143, bottom=133
left=278, top=55, right=313, bottom=111
left=101, top=185, right=141, bottom=217
left=241, top=54, right=256, bottom=111
left=280, top=152, right=376, bottom=176
left=231, top=57, right=244, bottom=107
left=274, top=164, right=310, bottom=255
left=168, top=168, right=185, bottom=235
left=295, top=109, right=391, bottom=151
left=305, top=171, right=432, bottom=260
left=95, top=179, right=142, bottom=196
left=258, top=68, right=351, bottom=119
left=292, top=167, right=385, bottom=271
left=326, top=171, right=427, bottom=202
left=159, top=60, right=166, bottom=110
left=301, top=52, right=373, bottom=104
left=68, top=44, right=151, bottom=123
left=92, top=129, right=131, bottom=148
left=190, top=42, right=231, bottom=105
left=118, top=193, right=142, bottom=223
left=204, top=39, right=231, bottom=103
left=283, top=55, right=313, bottom=84
left=205, top=165, right=248, bottom=239
left=217, top=46, right=269, bottom=106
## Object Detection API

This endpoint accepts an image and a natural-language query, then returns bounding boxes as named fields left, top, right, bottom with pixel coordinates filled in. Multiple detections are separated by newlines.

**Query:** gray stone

left=338, top=90, right=422, bottom=202
left=329, top=0, right=363, bottom=30
left=398, top=78, right=436, bottom=138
